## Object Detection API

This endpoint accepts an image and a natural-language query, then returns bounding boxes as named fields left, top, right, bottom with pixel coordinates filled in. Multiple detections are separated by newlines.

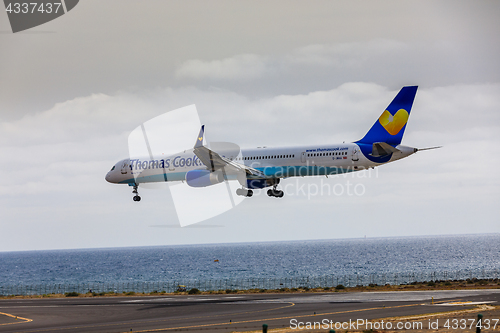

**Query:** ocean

left=1, top=234, right=499, bottom=287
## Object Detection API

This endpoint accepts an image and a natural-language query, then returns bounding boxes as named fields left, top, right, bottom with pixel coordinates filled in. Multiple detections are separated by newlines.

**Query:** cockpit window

left=111, top=166, right=115, bottom=171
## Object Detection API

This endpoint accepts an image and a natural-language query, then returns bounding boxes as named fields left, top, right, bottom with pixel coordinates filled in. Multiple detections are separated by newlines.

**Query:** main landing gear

left=236, top=186, right=284, bottom=198
left=132, top=183, right=141, bottom=202
left=236, top=188, right=253, bottom=197
left=267, top=185, right=284, bottom=198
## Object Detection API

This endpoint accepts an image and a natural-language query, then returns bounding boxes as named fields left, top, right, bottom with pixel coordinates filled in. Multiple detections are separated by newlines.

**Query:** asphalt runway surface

left=1, top=289, right=499, bottom=333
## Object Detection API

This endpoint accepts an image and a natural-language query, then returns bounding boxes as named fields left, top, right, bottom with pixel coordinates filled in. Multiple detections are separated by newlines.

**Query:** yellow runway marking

left=123, top=303, right=420, bottom=332
left=0, top=311, right=33, bottom=326
left=433, top=298, right=462, bottom=304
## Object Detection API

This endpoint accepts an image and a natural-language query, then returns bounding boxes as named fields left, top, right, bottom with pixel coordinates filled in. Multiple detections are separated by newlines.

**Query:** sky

left=0, top=1, right=499, bottom=251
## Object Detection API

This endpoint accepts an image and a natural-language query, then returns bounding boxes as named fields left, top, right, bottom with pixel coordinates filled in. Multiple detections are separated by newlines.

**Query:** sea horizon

left=2, top=232, right=499, bottom=254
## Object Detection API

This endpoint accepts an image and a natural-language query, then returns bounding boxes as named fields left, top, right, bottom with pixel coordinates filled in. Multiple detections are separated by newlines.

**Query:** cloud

left=174, top=41, right=408, bottom=82
left=175, top=54, right=270, bottom=80
left=172, top=37, right=500, bottom=98
left=286, top=39, right=409, bottom=67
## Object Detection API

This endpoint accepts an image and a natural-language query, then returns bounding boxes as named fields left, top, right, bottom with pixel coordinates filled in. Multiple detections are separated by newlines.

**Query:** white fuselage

left=105, top=143, right=416, bottom=185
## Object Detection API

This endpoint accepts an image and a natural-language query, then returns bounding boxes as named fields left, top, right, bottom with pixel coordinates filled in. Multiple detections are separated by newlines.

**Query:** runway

left=0, top=289, right=499, bottom=332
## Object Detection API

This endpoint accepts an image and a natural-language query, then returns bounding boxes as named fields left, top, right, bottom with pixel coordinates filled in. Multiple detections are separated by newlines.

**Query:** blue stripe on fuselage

left=119, top=165, right=356, bottom=184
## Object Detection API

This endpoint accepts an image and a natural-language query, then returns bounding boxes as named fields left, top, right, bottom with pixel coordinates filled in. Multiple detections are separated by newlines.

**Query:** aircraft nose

left=105, top=172, right=113, bottom=183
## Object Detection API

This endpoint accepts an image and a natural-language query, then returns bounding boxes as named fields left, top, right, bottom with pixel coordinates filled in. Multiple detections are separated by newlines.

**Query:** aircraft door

left=121, top=160, right=129, bottom=174
left=301, top=152, right=306, bottom=163
left=351, top=147, right=360, bottom=161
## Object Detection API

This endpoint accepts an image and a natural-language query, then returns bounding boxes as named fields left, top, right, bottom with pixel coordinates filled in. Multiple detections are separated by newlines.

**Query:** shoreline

left=1, top=278, right=499, bottom=299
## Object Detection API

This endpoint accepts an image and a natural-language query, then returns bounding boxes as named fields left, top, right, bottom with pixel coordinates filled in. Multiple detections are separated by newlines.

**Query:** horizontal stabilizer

left=371, top=142, right=400, bottom=157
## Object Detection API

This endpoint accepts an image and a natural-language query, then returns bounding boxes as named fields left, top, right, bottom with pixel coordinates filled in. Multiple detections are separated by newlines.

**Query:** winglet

left=194, top=125, right=205, bottom=148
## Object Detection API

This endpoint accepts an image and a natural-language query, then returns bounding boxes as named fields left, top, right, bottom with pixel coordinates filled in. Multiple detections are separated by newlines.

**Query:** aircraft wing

left=193, top=126, right=265, bottom=178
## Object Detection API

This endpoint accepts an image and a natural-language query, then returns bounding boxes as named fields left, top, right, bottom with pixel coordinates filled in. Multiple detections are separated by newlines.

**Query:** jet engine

left=186, top=169, right=224, bottom=187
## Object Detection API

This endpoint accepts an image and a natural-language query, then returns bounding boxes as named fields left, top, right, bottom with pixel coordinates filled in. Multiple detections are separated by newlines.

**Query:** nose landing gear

left=132, top=184, right=141, bottom=202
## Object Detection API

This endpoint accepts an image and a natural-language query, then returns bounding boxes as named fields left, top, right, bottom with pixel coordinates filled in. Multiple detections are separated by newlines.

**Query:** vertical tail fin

left=194, top=125, right=205, bottom=148
left=356, top=86, right=418, bottom=145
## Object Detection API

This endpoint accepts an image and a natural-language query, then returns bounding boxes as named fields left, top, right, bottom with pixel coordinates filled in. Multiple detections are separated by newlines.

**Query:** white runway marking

left=122, top=297, right=173, bottom=303
left=255, top=289, right=500, bottom=304
left=437, top=301, right=496, bottom=306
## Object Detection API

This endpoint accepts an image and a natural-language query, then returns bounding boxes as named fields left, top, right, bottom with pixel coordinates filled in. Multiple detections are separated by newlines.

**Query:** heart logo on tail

left=378, top=109, right=409, bottom=136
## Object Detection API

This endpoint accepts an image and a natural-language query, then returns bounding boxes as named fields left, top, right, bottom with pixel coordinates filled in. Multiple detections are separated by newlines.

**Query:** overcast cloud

left=0, top=1, right=499, bottom=251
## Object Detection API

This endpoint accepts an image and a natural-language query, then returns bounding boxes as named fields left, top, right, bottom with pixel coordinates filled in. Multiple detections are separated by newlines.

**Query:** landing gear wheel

left=267, top=188, right=284, bottom=198
left=236, top=188, right=253, bottom=197
left=132, top=183, right=141, bottom=202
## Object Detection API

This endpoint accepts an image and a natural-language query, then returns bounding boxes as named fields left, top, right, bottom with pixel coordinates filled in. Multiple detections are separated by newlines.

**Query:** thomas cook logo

left=378, top=109, right=409, bottom=135
left=3, top=0, right=79, bottom=33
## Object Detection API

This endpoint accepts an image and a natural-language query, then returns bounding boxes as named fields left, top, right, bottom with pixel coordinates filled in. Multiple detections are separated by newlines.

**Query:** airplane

left=105, top=86, right=439, bottom=201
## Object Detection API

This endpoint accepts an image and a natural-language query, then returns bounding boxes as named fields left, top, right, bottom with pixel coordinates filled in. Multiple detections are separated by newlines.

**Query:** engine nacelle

left=186, top=169, right=224, bottom=187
